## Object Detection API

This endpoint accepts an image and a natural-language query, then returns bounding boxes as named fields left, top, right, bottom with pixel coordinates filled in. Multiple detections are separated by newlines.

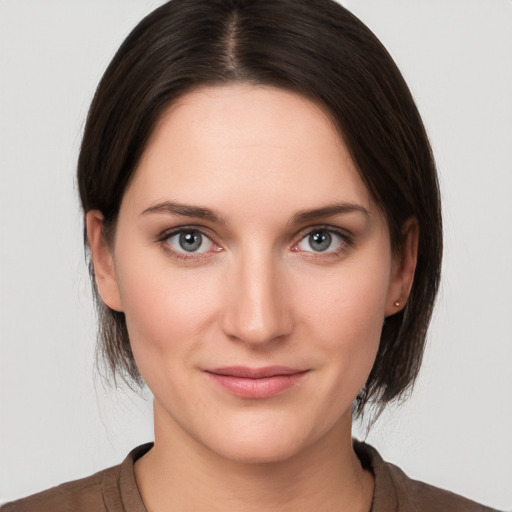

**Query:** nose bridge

left=222, top=244, right=290, bottom=346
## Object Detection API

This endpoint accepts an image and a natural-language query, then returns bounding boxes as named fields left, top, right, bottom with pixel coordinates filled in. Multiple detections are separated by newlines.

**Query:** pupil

left=179, top=231, right=202, bottom=252
left=310, top=231, right=331, bottom=251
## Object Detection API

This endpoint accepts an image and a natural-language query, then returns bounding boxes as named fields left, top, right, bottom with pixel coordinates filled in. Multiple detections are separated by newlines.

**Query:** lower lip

left=206, top=372, right=308, bottom=399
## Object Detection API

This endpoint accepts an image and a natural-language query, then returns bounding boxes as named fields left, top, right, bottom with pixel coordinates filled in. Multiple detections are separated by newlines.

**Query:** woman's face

left=89, top=85, right=413, bottom=463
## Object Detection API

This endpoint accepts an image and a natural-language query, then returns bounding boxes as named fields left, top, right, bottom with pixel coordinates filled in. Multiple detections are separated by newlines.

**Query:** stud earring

left=394, top=300, right=400, bottom=307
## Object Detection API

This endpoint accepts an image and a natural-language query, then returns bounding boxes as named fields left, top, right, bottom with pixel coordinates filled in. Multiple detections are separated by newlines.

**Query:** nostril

left=220, top=256, right=293, bottom=345
left=221, top=297, right=292, bottom=346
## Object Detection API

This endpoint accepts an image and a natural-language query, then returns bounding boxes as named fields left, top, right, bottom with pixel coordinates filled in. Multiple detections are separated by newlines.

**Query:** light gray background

left=1, top=0, right=511, bottom=509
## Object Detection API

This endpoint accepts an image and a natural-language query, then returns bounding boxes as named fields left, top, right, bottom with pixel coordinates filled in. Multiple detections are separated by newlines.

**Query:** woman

left=2, top=0, right=505, bottom=510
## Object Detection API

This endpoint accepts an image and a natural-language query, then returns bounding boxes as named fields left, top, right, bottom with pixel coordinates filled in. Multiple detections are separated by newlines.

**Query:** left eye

left=166, top=229, right=214, bottom=253
left=296, top=229, right=345, bottom=253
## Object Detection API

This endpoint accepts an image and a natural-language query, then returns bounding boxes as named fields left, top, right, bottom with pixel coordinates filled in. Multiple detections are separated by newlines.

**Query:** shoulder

left=354, top=441, right=501, bottom=512
left=1, top=444, right=151, bottom=512
left=384, top=459, right=499, bottom=512
left=1, top=466, right=114, bottom=512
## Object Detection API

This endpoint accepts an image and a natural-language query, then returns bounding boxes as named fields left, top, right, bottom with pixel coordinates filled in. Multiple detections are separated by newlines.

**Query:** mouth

left=204, top=366, right=310, bottom=399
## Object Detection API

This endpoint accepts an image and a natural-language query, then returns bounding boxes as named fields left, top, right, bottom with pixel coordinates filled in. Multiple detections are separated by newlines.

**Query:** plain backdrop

left=1, top=0, right=511, bottom=509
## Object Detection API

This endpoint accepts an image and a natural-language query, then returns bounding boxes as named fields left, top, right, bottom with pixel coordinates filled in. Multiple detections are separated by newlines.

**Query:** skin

left=87, top=85, right=418, bottom=511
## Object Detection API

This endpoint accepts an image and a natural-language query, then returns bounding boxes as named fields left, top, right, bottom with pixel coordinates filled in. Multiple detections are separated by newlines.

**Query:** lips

left=205, top=366, right=309, bottom=399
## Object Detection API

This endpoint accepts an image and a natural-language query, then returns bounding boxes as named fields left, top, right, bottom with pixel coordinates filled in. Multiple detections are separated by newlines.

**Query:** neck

left=134, top=401, right=374, bottom=512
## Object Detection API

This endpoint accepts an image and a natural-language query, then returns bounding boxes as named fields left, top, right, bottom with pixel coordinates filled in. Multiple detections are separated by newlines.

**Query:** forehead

left=124, top=85, right=374, bottom=217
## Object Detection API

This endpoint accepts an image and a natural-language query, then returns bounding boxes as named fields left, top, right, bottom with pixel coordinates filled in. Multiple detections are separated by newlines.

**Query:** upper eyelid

left=158, top=225, right=215, bottom=240
left=296, top=225, right=352, bottom=240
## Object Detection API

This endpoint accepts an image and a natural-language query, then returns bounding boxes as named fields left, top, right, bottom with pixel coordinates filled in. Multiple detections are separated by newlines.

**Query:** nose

left=221, top=249, right=293, bottom=347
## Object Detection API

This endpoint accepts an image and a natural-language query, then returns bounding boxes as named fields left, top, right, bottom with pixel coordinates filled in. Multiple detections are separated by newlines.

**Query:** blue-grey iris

left=179, top=231, right=202, bottom=252
left=309, top=231, right=331, bottom=251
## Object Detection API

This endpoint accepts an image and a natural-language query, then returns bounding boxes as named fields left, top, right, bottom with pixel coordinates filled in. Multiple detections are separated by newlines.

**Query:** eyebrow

left=141, top=201, right=227, bottom=225
left=141, top=200, right=369, bottom=225
left=291, top=203, right=370, bottom=224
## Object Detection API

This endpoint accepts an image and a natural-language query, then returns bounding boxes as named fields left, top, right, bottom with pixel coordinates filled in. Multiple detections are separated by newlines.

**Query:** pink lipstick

left=205, top=366, right=309, bottom=399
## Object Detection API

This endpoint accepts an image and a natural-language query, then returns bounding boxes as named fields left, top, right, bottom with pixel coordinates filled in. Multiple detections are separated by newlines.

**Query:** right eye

left=165, top=229, right=215, bottom=254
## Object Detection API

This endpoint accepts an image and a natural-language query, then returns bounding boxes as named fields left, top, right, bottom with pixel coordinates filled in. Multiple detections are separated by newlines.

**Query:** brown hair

left=78, top=0, right=442, bottom=416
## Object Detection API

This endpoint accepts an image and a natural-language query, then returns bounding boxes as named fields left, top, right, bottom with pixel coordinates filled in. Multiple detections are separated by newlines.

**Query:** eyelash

left=157, top=227, right=221, bottom=262
left=292, top=226, right=354, bottom=259
left=156, top=225, right=354, bottom=262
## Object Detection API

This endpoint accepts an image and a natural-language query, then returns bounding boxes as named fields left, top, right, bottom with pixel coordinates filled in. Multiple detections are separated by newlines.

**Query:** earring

left=394, top=300, right=400, bottom=307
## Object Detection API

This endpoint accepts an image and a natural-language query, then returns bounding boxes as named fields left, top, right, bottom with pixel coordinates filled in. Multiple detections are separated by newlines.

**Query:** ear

left=385, top=218, right=419, bottom=317
left=86, top=210, right=123, bottom=312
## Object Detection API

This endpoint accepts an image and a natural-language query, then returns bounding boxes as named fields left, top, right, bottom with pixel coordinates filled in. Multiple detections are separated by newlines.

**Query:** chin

left=212, top=435, right=306, bottom=465
left=197, top=412, right=326, bottom=465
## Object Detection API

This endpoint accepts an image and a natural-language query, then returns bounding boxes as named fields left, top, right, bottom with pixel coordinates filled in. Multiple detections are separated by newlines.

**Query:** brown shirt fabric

left=2, top=441, right=500, bottom=512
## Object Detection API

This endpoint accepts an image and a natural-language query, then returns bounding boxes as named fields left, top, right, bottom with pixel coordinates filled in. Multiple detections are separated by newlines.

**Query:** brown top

left=2, top=442, right=500, bottom=512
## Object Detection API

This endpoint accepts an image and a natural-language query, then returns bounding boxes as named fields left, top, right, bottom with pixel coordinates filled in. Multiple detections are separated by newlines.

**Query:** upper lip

left=205, top=366, right=308, bottom=378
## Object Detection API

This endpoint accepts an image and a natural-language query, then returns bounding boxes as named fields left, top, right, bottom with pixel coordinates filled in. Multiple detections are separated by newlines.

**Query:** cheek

left=113, top=249, right=222, bottom=367
left=293, top=256, right=391, bottom=382
left=298, top=259, right=389, bottom=340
